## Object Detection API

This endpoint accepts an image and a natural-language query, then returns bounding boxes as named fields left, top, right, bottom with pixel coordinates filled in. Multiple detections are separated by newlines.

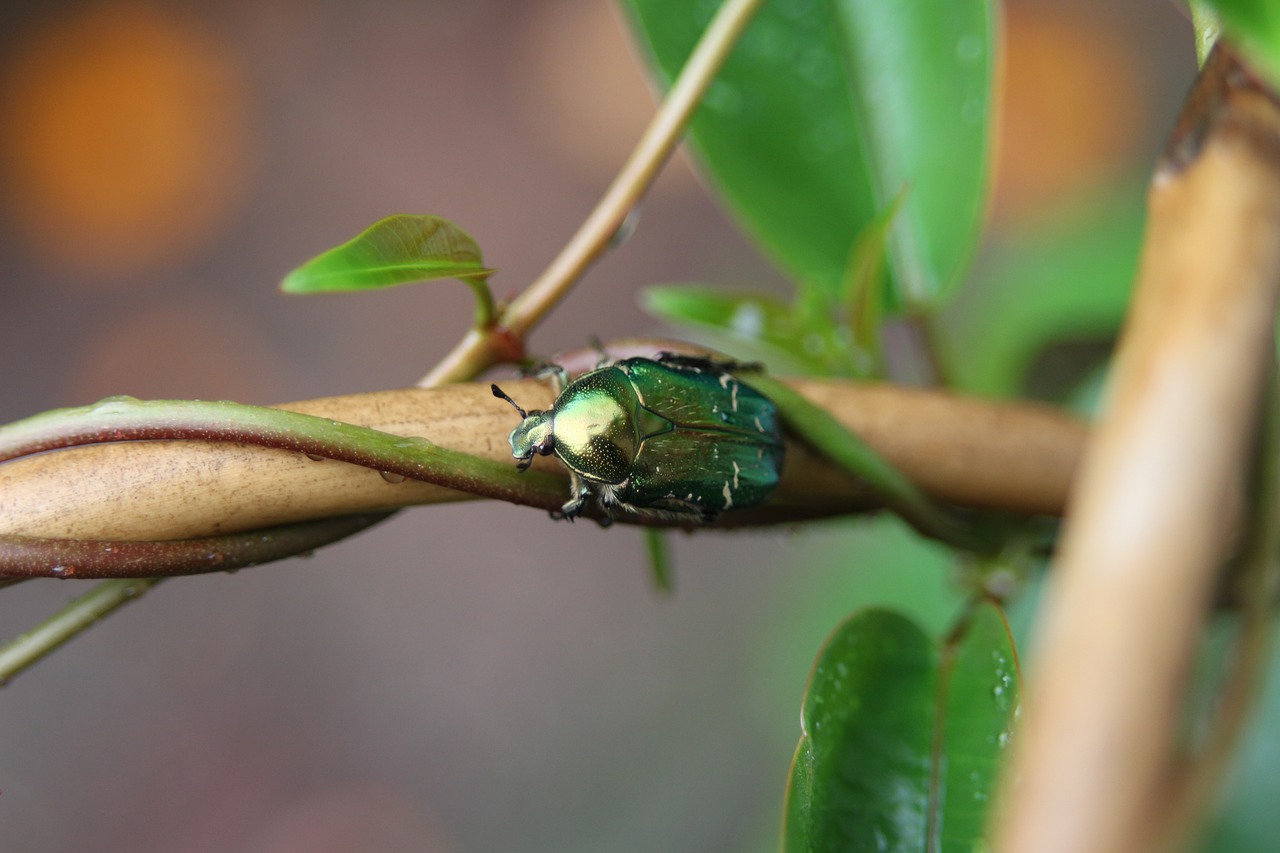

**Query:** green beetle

left=491, top=353, right=785, bottom=523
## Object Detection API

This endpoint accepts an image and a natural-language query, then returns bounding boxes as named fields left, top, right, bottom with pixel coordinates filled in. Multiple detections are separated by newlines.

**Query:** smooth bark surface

left=0, top=379, right=1085, bottom=542
left=995, top=48, right=1280, bottom=853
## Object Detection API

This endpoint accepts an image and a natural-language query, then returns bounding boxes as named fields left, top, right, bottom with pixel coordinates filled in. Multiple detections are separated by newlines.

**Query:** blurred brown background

left=0, top=1, right=1191, bottom=850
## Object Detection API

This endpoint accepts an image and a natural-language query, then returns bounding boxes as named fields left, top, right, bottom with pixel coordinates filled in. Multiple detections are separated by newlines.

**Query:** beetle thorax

left=551, top=388, right=639, bottom=485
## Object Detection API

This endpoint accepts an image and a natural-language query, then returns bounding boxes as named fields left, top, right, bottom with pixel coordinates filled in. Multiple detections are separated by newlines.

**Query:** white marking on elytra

left=718, top=374, right=731, bottom=389
left=722, top=480, right=733, bottom=509
left=754, top=416, right=763, bottom=432
left=732, top=460, right=740, bottom=489
left=730, top=381, right=739, bottom=412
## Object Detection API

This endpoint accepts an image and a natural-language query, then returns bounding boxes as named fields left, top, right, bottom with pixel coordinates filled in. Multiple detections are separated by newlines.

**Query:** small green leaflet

left=281, top=215, right=494, bottom=294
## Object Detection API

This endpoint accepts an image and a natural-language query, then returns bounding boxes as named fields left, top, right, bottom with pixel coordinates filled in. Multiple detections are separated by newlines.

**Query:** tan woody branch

left=0, top=379, right=1085, bottom=543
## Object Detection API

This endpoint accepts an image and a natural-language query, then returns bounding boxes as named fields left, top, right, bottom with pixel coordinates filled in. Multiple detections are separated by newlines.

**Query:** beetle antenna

left=491, top=384, right=527, bottom=418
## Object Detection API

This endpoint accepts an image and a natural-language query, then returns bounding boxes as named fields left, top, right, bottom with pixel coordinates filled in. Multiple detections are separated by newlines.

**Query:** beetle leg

left=517, top=359, right=571, bottom=395
left=551, top=470, right=593, bottom=522
left=653, top=497, right=719, bottom=523
left=524, top=362, right=569, bottom=394
left=611, top=500, right=717, bottom=524
left=600, top=487, right=717, bottom=524
left=587, top=336, right=612, bottom=368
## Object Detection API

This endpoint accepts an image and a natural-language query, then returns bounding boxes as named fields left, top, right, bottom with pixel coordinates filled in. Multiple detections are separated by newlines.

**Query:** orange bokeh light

left=993, top=6, right=1146, bottom=216
left=0, top=2, right=252, bottom=280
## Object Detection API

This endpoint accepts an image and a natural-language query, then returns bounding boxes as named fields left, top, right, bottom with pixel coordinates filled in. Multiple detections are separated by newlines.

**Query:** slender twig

left=0, top=578, right=163, bottom=684
left=419, top=0, right=767, bottom=386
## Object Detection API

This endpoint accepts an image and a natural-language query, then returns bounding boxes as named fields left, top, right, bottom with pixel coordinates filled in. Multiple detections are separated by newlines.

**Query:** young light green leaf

left=643, top=285, right=793, bottom=343
left=281, top=214, right=494, bottom=294
left=641, top=285, right=867, bottom=376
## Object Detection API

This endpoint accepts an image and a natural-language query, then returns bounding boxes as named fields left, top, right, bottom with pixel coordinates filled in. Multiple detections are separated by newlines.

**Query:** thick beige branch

left=0, top=380, right=1084, bottom=542
left=994, top=49, right=1280, bottom=853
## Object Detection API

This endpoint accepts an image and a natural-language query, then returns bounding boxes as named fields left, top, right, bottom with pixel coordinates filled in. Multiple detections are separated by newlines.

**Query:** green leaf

left=1194, top=1, right=1280, bottom=87
left=828, top=2, right=995, bottom=309
left=936, top=601, right=1020, bottom=851
left=641, top=285, right=844, bottom=373
left=642, top=285, right=794, bottom=342
left=784, top=604, right=1018, bottom=852
left=281, top=214, right=494, bottom=294
left=621, top=0, right=995, bottom=310
left=785, top=609, right=935, bottom=851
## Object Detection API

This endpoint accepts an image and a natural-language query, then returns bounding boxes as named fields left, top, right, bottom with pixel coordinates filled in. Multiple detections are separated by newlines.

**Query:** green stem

left=0, top=578, right=163, bottom=685
left=467, top=277, right=498, bottom=329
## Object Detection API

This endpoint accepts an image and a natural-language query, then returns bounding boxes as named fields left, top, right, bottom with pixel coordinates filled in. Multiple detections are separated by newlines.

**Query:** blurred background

left=0, top=1, right=1194, bottom=850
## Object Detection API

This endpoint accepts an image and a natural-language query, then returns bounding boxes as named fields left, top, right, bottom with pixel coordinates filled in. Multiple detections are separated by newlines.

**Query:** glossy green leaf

left=281, top=214, right=493, bottom=294
left=785, top=609, right=935, bottom=851
left=621, top=0, right=995, bottom=309
left=1194, top=1, right=1280, bottom=87
left=784, top=604, right=1019, bottom=852
left=828, top=2, right=995, bottom=308
left=936, top=601, right=1020, bottom=851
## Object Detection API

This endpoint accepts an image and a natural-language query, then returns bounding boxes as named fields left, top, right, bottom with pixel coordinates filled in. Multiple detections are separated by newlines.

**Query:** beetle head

left=508, top=412, right=555, bottom=469
left=492, top=384, right=555, bottom=470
